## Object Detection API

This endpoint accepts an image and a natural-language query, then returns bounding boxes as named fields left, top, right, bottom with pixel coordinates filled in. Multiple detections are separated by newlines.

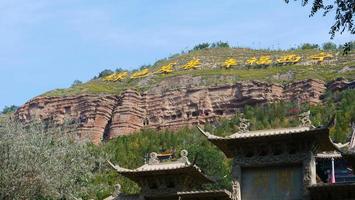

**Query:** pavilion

left=105, top=150, right=232, bottom=200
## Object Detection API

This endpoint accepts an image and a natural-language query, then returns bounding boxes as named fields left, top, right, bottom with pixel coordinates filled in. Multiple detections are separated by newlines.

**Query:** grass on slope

left=43, top=48, right=355, bottom=97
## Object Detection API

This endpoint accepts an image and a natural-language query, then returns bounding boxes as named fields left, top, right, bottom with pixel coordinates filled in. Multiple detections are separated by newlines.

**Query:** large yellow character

left=103, top=72, right=128, bottom=81
left=222, top=58, right=238, bottom=69
left=131, top=69, right=150, bottom=79
left=182, top=58, right=201, bottom=70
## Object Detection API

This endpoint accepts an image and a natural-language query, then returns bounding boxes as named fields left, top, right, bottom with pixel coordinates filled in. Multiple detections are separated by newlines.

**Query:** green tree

left=299, top=43, right=319, bottom=50
left=71, top=80, right=83, bottom=87
left=191, top=43, right=210, bottom=51
left=0, top=119, right=104, bottom=199
left=211, top=41, right=230, bottom=48
left=98, top=69, right=114, bottom=78
left=322, top=42, right=337, bottom=50
left=285, top=0, right=354, bottom=38
left=1, top=105, right=18, bottom=114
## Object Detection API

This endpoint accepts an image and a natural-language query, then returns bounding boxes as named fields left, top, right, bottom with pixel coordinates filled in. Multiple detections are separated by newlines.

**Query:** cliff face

left=15, top=79, right=328, bottom=144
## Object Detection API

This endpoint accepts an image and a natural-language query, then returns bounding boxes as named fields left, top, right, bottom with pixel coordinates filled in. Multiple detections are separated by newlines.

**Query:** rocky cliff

left=15, top=79, right=332, bottom=144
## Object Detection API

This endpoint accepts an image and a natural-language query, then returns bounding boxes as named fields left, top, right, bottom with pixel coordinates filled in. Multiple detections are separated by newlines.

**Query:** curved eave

left=116, top=165, right=214, bottom=184
left=200, top=127, right=338, bottom=158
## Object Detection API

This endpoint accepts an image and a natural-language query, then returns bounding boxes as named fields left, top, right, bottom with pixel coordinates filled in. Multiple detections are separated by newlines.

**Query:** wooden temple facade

left=197, top=116, right=355, bottom=200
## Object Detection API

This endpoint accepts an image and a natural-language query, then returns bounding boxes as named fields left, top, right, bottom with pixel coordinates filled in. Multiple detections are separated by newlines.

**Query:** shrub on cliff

left=1, top=105, right=18, bottom=114
left=0, top=119, right=106, bottom=199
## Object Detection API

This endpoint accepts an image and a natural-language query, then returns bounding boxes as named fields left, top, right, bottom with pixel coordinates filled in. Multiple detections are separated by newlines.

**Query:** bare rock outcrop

left=15, top=94, right=120, bottom=144
left=15, top=79, right=328, bottom=143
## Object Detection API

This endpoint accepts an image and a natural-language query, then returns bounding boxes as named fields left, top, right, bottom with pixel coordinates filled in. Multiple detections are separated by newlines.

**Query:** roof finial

left=299, top=110, right=313, bottom=127
left=148, top=152, right=160, bottom=165
left=238, top=113, right=250, bottom=133
left=112, top=184, right=121, bottom=196
left=179, top=149, right=190, bottom=165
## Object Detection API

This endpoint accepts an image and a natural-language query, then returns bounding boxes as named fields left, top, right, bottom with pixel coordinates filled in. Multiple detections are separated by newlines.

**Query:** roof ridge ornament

left=298, top=110, right=314, bottom=128
left=179, top=149, right=190, bottom=165
left=112, top=184, right=121, bottom=196
left=148, top=152, right=160, bottom=165
left=238, top=113, right=250, bottom=133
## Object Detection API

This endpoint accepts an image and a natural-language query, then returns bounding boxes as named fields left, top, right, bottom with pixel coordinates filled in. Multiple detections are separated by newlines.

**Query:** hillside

left=43, top=48, right=355, bottom=97
left=15, top=47, right=355, bottom=144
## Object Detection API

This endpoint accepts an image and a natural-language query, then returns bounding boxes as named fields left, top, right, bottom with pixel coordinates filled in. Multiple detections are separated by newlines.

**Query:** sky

left=0, top=0, right=353, bottom=110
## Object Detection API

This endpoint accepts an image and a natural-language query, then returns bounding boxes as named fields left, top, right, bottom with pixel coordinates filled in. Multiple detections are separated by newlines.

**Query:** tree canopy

left=285, top=0, right=354, bottom=38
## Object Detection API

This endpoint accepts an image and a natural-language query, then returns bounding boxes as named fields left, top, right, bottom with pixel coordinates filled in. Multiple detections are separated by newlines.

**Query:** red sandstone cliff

left=15, top=79, right=328, bottom=144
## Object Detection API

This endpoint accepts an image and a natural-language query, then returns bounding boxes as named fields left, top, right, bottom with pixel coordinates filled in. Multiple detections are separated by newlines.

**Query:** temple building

left=197, top=113, right=355, bottom=200
left=105, top=112, right=355, bottom=200
left=106, top=150, right=232, bottom=200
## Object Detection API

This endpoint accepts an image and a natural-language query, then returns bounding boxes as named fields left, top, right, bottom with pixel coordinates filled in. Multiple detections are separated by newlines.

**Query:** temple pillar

left=302, top=150, right=316, bottom=199
left=231, top=159, right=241, bottom=200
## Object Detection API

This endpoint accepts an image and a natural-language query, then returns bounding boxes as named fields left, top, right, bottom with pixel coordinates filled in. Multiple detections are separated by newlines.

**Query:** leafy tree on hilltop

left=299, top=43, right=319, bottom=50
left=71, top=80, right=83, bottom=87
left=211, top=41, right=230, bottom=48
left=191, top=42, right=210, bottom=51
left=322, top=42, right=338, bottom=50
left=98, top=69, right=114, bottom=78
left=1, top=105, right=18, bottom=114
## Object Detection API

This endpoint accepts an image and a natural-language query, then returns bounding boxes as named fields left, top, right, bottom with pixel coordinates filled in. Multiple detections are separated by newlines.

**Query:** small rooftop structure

left=107, top=150, right=232, bottom=200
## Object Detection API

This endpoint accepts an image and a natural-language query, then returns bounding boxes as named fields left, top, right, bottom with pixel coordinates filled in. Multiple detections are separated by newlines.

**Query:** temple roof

left=227, top=126, right=311, bottom=139
left=108, top=150, right=214, bottom=184
left=198, top=125, right=338, bottom=158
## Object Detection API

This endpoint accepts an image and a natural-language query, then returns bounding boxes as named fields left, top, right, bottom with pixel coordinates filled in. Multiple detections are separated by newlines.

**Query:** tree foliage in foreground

left=0, top=120, right=106, bottom=200
left=285, top=0, right=354, bottom=38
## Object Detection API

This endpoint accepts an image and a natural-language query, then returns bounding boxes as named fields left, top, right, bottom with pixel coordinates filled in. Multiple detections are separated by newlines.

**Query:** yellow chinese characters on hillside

left=131, top=69, right=150, bottom=79
left=222, top=58, right=238, bottom=69
left=310, top=52, right=333, bottom=62
left=245, top=57, right=257, bottom=65
left=159, top=63, right=176, bottom=74
left=276, top=54, right=301, bottom=65
left=103, top=72, right=128, bottom=82
left=256, top=56, right=272, bottom=65
left=182, top=58, right=201, bottom=70
left=246, top=56, right=272, bottom=66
